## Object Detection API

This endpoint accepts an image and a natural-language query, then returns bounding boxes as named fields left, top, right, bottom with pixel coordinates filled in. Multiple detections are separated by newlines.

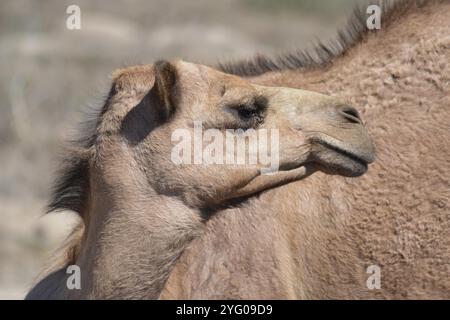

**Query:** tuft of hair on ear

left=147, top=60, right=178, bottom=121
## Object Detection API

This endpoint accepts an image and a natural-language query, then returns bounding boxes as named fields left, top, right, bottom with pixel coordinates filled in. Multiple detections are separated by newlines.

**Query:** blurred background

left=0, top=0, right=359, bottom=299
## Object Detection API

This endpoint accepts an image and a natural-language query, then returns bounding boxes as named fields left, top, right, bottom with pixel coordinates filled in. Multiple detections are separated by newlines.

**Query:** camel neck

left=72, top=181, right=203, bottom=299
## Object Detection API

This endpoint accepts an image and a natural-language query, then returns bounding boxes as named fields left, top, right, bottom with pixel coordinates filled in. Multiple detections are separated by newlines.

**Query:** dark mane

left=46, top=118, right=96, bottom=216
left=46, top=89, right=114, bottom=216
left=218, top=0, right=432, bottom=77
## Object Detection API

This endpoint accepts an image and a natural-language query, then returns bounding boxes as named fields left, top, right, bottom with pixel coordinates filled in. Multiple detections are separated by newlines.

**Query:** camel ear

left=147, top=60, right=178, bottom=121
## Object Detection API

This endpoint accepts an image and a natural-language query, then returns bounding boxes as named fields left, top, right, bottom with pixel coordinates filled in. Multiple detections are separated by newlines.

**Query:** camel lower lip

left=317, top=140, right=369, bottom=166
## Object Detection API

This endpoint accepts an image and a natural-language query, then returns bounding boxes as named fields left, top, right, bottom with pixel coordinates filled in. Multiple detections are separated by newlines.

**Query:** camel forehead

left=258, top=85, right=338, bottom=102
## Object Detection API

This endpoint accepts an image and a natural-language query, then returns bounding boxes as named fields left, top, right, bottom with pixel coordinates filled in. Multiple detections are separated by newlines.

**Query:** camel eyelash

left=228, top=104, right=260, bottom=122
left=228, top=96, right=268, bottom=114
left=220, top=95, right=268, bottom=129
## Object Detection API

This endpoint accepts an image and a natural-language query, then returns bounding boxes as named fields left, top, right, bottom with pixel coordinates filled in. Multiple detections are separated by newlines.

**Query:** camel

left=27, top=0, right=449, bottom=299
left=26, top=60, right=374, bottom=299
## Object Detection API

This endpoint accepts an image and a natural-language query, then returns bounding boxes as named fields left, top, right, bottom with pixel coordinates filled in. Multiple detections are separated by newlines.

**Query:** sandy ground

left=0, top=0, right=358, bottom=299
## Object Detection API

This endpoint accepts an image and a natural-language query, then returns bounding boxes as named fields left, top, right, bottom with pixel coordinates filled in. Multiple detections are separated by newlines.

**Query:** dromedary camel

left=26, top=60, right=374, bottom=299
left=27, top=0, right=449, bottom=299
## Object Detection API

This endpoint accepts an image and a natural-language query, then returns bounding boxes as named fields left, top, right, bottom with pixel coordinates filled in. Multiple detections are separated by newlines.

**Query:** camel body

left=162, top=0, right=450, bottom=299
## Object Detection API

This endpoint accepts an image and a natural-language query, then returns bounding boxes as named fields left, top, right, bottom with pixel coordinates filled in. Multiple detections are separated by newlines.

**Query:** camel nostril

left=338, top=106, right=362, bottom=124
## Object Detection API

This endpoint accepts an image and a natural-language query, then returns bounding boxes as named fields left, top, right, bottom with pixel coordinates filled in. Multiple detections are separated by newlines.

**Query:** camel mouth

left=312, top=138, right=374, bottom=177
left=317, top=140, right=370, bottom=166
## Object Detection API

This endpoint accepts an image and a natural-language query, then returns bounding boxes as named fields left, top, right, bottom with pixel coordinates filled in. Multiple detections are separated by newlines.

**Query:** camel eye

left=237, top=107, right=256, bottom=121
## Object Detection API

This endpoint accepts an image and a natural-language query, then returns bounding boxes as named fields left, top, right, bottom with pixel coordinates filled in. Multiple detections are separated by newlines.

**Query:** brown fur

left=162, top=0, right=450, bottom=299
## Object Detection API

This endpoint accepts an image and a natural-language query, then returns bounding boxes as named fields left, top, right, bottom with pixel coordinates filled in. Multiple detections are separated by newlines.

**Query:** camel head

left=96, top=60, right=374, bottom=207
